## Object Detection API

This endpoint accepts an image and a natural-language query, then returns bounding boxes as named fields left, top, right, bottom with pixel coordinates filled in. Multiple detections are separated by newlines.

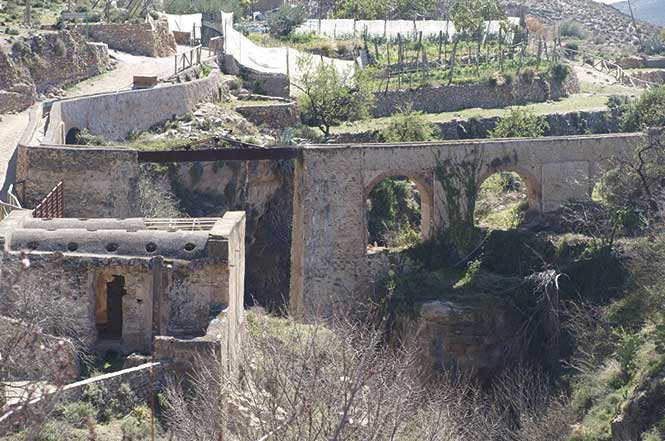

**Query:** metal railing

left=33, top=181, right=64, bottom=219
left=0, top=185, right=23, bottom=221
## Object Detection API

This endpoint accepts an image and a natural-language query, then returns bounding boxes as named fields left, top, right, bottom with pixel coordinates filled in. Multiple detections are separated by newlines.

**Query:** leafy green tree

left=296, top=56, right=374, bottom=137
left=490, top=108, right=549, bottom=138
left=381, top=103, right=437, bottom=142
left=163, top=0, right=241, bottom=15
left=266, top=4, right=307, bottom=38
left=622, top=86, right=665, bottom=132
left=335, top=0, right=437, bottom=20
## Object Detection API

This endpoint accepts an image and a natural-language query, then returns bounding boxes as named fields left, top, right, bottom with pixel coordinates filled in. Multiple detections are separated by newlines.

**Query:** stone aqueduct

left=14, top=74, right=644, bottom=318
left=288, top=134, right=641, bottom=316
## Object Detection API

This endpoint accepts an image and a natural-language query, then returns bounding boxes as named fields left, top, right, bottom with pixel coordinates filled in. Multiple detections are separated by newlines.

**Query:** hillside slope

left=613, top=0, right=665, bottom=27
left=502, top=0, right=661, bottom=51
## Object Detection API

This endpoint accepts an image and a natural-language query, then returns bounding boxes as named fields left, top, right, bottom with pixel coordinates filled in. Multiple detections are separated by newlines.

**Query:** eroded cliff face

left=164, top=160, right=294, bottom=310
left=0, top=30, right=110, bottom=113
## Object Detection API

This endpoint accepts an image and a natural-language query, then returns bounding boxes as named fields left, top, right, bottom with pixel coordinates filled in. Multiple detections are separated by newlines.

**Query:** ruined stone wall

left=78, top=17, right=176, bottom=57
left=235, top=101, right=300, bottom=129
left=16, top=144, right=140, bottom=217
left=372, top=74, right=579, bottom=117
left=0, top=362, right=165, bottom=436
left=220, top=54, right=290, bottom=98
left=289, top=134, right=641, bottom=318
left=0, top=31, right=110, bottom=114
left=165, top=160, right=293, bottom=309
left=44, top=71, right=226, bottom=142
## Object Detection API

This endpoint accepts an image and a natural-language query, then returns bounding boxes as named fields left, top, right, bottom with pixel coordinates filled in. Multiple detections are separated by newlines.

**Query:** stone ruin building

left=0, top=210, right=245, bottom=358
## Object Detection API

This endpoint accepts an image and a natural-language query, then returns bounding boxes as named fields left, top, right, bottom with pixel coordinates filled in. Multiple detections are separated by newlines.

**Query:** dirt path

left=0, top=47, right=187, bottom=199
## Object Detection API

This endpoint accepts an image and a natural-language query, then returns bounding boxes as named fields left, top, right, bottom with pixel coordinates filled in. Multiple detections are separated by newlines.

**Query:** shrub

left=266, top=4, right=306, bottom=38
left=550, top=62, right=570, bottom=83
left=520, top=68, right=536, bottom=83
left=34, top=421, right=85, bottom=441
left=622, top=86, right=665, bottom=131
left=564, top=42, right=579, bottom=59
left=59, top=401, right=97, bottom=428
left=559, top=20, right=588, bottom=39
left=12, top=40, right=31, bottom=56
left=297, top=55, right=374, bottom=137
left=381, top=103, right=437, bottom=143
left=120, top=415, right=151, bottom=441
left=54, top=38, right=66, bottom=57
left=490, top=108, right=549, bottom=138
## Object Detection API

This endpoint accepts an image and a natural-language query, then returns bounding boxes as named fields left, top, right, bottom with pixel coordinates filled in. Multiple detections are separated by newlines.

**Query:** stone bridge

left=289, top=133, right=643, bottom=317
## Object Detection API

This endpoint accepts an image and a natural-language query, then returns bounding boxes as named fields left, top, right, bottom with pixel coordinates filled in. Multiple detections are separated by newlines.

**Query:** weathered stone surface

left=415, top=300, right=516, bottom=376
left=78, top=16, right=176, bottom=57
left=611, top=366, right=665, bottom=441
left=44, top=71, right=227, bottom=142
left=0, top=31, right=110, bottom=114
left=289, top=134, right=642, bottom=317
left=235, top=100, right=299, bottom=129
left=372, top=74, right=579, bottom=117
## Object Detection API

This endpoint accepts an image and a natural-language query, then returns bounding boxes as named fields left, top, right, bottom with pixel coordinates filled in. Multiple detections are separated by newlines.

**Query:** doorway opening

left=96, top=275, right=126, bottom=339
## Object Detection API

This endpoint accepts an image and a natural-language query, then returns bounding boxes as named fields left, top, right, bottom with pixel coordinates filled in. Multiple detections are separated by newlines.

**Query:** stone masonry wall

left=235, top=101, right=300, bottom=129
left=78, top=16, right=176, bottom=57
left=289, top=134, right=641, bottom=318
left=16, top=144, right=140, bottom=216
left=0, top=31, right=110, bottom=114
left=372, top=73, right=579, bottom=117
left=45, top=71, right=226, bottom=142
left=333, top=110, right=620, bottom=143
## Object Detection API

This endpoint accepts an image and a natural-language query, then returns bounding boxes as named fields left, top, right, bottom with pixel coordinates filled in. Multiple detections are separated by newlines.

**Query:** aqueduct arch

left=364, top=170, right=434, bottom=245
left=289, top=134, right=641, bottom=318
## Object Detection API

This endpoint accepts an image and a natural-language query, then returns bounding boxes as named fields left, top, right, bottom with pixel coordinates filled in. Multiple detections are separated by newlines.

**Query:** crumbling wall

left=0, top=31, right=110, bottom=114
left=235, top=100, right=300, bottom=129
left=78, top=17, right=176, bottom=57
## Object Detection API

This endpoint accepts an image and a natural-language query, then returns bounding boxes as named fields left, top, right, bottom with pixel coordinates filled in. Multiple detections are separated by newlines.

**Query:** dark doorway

left=65, top=127, right=81, bottom=145
left=97, top=275, right=126, bottom=339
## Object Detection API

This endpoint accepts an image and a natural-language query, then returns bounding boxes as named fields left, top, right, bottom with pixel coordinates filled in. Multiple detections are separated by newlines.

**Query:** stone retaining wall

left=78, top=16, right=176, bottom=57
left=631, top=70, right=665, bottom=86
left=220, top=54, right=290, bottom=98
left=333, top=110, right=619, bottom=143
left=235, top=100, right=300, bottom=129
left=372, top=73, right=579, bottom=117
left=44, top=71, right=227, bottom=142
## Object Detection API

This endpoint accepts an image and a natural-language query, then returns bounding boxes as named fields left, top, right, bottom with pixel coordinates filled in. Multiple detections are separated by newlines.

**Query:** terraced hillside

left=502, top=0, right=662, bottom=52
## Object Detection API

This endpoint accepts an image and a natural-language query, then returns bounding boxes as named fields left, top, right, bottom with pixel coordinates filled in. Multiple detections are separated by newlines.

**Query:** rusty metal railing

left=33, top=181, right=64, bottom=219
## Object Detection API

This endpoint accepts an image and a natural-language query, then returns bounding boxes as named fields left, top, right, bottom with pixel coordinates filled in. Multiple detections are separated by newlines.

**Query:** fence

left=32, top=181, right=64, bottom=219
left=0, top=185, right=23, bottom=221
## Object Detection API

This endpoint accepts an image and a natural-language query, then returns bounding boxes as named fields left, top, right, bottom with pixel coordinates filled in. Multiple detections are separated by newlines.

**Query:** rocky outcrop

left=414, top=299, right=518, bottom=377
left=0, top=31, right=110, bottom=114
left=611, top=365, right=665, bottom=441
left=501, top=0, right=661, bottom=51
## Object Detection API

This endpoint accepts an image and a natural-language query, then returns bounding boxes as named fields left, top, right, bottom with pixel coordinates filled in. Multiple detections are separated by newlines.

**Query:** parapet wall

left=44, top=71, right=226, bottom=142
left=372, top=74, right=579, bottom=117
left=78, top=16, right=176, bottom=57
left=16, top=144, right=140, bottom=217
left=235, top=99, right=300, bottom=129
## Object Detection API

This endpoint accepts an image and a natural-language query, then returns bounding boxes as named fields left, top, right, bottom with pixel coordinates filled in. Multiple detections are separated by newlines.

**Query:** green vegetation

left=333, top=0, right=437, bottom=20
left=560, top=20, right=589, bottom=40
left=490, top=108, right=549, bottom=138
left=266, top=4, right=307, bottom=38
left=367, top=177, right=421, bottom=248
left=163, top=0, right=241, bottom=15
left=380, top=103, right=437, bottom=142
left=296, top=55, right=374, bottom=137
left=621, top=86, right=665, bottom=131
left=475, top=172, right=528, bottom=230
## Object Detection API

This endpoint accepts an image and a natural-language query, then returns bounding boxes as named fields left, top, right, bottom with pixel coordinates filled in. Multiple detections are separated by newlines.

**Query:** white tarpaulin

left=165, top=13, right=201, bottom=33
left=296, top=17, right=520, bottom=41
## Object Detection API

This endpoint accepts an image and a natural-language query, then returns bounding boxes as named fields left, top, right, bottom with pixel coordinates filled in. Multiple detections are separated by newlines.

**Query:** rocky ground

left=502, top=0, right=662, bottom=53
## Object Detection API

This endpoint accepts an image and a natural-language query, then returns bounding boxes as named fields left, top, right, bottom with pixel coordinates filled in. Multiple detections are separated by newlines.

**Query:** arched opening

left=65, top=127, right=81, bottom=145
left=366, top=175, right=430, bottom=251
left=475, top=171, right=529, bottom=230
left=96, top=275, right=126, bottom=340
